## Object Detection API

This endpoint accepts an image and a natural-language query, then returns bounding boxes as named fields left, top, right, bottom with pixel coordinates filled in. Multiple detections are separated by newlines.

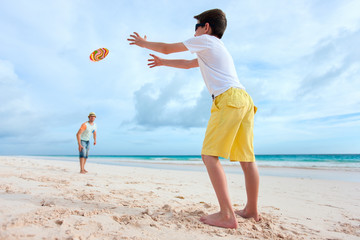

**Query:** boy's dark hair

left=194, top=9, right=227, bottom=39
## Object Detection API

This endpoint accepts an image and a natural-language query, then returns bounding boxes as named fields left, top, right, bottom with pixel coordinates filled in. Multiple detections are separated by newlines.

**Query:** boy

left=76, top=112, right=97, bottom=174
left=128, top=9, right=260, bottom=229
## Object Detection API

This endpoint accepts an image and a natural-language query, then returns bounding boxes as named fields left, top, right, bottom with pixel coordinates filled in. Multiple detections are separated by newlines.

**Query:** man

left=76, top=112, right=97, bottom=174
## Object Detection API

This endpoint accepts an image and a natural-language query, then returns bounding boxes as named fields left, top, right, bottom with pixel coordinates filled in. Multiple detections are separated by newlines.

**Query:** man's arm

left=76, top=129, right=84, bottom=152
left=76, top=123, right=86, bottom=152
left=93, top=131, right=97, bottom=145
left=127, top=32, right=188, bottom=54
left=148, top=54, right=198, bottom=69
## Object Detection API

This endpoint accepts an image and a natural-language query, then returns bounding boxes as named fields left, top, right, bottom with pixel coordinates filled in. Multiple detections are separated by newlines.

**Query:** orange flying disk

left=90, top=48, right=109, bottom=62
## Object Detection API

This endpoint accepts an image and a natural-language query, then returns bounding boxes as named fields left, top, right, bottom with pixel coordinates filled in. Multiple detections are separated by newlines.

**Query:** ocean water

left=38, top=154, right=360, bottom=169
left=29, top=154, right=360, bottom=182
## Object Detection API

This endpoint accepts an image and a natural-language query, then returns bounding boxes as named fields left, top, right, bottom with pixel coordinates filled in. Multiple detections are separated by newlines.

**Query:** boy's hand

left=127, top=32, right=147, bottom=47
left=148, top=54, right=163, bottom=68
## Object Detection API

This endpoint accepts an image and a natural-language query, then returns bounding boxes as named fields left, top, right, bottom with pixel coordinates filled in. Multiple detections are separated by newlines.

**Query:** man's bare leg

left=200, top=155, right=238, bottom=229
left=79, top=157, right=86, bottom=174
left=84, top=158, right=88, bottom=173
left=235, top=162, right=260, bottom=221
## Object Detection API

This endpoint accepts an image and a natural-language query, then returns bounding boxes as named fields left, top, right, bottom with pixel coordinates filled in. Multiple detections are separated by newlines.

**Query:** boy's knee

left=240, top=162, right=256, bottom=171
left=201, top=155, right=219, bottom=165
left=201, top=154, right=209, bottom=164
left=240, top=162, right=250, bottom=170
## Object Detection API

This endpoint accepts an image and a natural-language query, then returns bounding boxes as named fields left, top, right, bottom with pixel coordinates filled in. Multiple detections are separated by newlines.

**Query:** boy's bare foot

left=84, top=170, right=88, bottom=173
left=200, top=212, right=238, bottom=229
left=235, top=209, right=261, bottom=222
left=80, top=170, right=86, bottom=174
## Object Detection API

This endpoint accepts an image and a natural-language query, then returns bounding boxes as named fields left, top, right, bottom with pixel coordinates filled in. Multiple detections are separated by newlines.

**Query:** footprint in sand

left=40, top=200, right=55, bottom=207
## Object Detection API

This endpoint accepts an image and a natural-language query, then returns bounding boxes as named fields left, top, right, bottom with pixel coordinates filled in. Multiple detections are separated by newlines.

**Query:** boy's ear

left=205, top=23, right=212, bottom=34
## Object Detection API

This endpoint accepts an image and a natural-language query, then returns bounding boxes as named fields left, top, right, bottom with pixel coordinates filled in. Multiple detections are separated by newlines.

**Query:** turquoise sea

left=29, top=154, right=360, bottom=182
left=35, top=154, right=360, bottom=168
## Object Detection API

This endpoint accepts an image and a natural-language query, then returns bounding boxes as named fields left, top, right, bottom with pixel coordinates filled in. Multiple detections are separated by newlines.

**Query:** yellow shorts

left=201, top=88, right=257, bottom=162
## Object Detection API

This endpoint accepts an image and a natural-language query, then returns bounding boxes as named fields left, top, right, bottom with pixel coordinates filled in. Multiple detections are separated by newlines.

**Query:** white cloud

left=0, top=60, right=41, bottom=138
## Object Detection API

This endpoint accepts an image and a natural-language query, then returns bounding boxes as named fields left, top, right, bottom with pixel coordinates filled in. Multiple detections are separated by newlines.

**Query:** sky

left=1, top=0, right=359, bottom=155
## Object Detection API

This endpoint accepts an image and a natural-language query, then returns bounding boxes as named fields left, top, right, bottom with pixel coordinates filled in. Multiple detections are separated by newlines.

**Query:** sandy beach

left=0, top=156, right=359, bottom=240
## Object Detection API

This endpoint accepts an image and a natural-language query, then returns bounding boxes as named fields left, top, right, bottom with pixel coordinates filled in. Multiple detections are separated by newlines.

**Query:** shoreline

left=11, top=155, right=360, bottom=182
left=1, top=156, right=360, bottom=239
left=15, top=154, right=360, bottom=167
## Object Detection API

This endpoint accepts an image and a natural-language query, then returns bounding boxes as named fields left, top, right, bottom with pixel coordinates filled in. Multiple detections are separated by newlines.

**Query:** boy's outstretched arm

left=148, top=54, right=198, bottom=69
left=128, top=32, right=187, bottom=54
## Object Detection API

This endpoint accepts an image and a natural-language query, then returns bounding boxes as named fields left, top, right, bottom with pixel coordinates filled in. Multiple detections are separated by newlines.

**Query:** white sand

left=0, top=156, right=359, bottom=240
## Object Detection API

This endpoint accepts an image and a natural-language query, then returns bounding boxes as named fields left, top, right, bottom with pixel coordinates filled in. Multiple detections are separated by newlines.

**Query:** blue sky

left=1, top=0, right=359, bottom=155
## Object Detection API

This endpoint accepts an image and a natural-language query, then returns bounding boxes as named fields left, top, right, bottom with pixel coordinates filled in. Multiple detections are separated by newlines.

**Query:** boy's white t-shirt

left=183, top=34, right=245, bottom=97
left=183, top=34, right=244, bottom=97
